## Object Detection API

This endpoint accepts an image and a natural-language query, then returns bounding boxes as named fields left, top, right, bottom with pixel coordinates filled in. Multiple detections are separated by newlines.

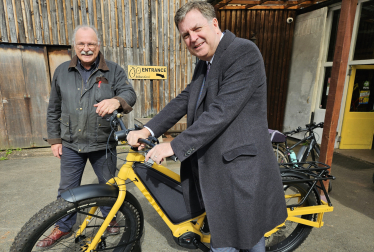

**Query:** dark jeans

left=56, top=146, right=117, bottom=232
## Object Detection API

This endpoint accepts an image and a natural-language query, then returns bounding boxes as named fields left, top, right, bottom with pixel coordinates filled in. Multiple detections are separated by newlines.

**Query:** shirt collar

left=207, top=32, right=225, bottom=66
left=77, top=56, right=100, bottom=71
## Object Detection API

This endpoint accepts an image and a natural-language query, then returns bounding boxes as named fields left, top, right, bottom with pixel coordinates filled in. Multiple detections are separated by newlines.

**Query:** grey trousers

left=210, top=237, right=265, bottom=252
left=56, top=146, right=117, bottom=232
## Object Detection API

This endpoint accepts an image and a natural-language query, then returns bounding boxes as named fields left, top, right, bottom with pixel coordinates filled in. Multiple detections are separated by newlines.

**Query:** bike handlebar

left=112, top=111, right=178, bottom=162
left=284, top=122, right=324, bottom=136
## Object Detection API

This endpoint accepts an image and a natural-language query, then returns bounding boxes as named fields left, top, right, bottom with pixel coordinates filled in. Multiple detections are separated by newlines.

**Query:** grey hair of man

left=174, top=1, right=216, bottom=30
left=71, top=25, right=101, bottom=46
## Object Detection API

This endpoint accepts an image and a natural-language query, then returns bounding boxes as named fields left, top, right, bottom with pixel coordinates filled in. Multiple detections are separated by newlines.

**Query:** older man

left=39, top=25, right=136, bottom=248
left=127, top=2, right=287, bottom=252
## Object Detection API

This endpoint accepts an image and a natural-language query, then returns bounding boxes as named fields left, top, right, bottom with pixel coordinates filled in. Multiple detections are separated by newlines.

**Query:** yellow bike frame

left=81, top=148, right=334, bottom=251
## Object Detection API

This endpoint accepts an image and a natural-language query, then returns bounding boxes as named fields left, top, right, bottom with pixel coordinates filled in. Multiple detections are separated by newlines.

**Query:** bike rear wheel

left=11, top=196, right=143, bottom=252
left=272, top=143, right=289, bottom=164
left=265, top=176, right=317, bottom=252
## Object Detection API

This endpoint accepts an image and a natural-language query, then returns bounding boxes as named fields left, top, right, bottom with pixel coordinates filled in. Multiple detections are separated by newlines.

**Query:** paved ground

left=0, top=146, right=373, bottom=251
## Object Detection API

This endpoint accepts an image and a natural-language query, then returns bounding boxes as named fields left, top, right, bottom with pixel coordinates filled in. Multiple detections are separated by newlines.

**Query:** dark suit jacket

left=146, top=30, right=287, bottom=249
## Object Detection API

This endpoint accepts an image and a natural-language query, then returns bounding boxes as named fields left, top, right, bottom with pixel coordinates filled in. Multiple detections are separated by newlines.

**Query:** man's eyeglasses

left=75, top=43, right=98, bottom=50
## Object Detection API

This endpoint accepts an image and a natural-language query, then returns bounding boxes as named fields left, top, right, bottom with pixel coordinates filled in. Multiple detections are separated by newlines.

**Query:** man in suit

left=127, top=2, right=287, bottom=251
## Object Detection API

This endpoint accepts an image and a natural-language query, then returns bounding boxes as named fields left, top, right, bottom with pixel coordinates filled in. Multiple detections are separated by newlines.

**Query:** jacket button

left=78, top=149, right=81, bottom=152
left=80, top=108, right=82, bottom=110
left=78, top=129, right=81, bottom=132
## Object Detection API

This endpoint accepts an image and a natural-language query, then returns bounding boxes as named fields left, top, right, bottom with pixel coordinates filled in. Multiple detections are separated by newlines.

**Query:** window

left=353, top=1, right=374, bottom=60
left=320, top=9, right=340, bottom=109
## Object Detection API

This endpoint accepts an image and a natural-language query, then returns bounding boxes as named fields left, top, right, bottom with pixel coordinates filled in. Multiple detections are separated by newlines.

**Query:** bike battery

left=133, top=162, right=205, bottom=224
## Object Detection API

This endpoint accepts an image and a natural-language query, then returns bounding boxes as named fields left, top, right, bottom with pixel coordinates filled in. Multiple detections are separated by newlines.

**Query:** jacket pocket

left=96, top=116, right=112, bottom=143
left=222, top=144, right=257, bottom=162
left=60, top=113, right=71, bottom=142
left=95, top=77, right=114, bottom=102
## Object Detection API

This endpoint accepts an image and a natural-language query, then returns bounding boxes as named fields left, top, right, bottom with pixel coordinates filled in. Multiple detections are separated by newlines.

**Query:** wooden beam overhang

left=210, top=0, right=331, bottom=10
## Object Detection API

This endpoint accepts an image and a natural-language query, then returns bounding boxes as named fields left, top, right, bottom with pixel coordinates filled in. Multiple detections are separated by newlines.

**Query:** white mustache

left=80, top=50, right=94, bottom=55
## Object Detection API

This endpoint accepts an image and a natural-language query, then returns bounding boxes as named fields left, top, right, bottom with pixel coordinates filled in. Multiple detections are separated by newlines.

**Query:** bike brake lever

left=148, top=136, right=159, bottom=144
left=139, top=138, right=178, bottom=162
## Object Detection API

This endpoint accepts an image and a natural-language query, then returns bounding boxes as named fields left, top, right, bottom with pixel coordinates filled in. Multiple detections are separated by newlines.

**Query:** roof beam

left=215, top=0, right=233, bottom=9
left=214, top=0, right=329, bottom=10
left=244, top=0, right=265, bottom=9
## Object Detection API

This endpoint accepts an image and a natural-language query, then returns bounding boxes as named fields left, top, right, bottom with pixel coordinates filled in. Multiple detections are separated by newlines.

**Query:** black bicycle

left=271, top=122, right=321, bottom=162
left=270, top=119, right=333, bottom=192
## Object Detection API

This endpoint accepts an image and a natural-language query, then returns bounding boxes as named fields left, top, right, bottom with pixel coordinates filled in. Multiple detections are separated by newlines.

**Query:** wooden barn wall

left=218, top=9, right=296, bottom=131
left=0, top=0, right=196, bottom=149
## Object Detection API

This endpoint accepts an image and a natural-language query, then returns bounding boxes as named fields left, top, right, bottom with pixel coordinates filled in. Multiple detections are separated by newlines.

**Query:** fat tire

left=10, top=196, right=143, bottom=252
left=266, top=176, right=317, bottom=252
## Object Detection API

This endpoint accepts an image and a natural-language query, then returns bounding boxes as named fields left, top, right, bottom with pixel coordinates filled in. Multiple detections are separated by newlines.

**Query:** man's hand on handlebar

left=51, top=144, right=62, bottom=159
left=145, top=143, right=175, bottom=165
left=127, top=128, right=152, bottom=150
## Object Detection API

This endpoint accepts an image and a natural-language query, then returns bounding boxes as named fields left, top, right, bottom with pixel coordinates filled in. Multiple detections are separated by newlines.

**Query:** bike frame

left=78, top=147, right=334, bottom=251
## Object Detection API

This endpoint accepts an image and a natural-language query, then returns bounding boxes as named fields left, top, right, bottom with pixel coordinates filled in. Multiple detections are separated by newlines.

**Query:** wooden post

left=319, top=0, right=358, bottom=193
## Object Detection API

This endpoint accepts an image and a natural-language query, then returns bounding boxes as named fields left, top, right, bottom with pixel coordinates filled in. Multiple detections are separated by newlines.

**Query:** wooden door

left=0, top=44, right=52, bottom=149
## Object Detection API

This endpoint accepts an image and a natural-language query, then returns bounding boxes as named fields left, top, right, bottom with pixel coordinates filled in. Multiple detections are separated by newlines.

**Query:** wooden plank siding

left=218, top=9, right=296, bottom=130
left=0, top=1, right=295, bottom=149
left=0, top=0, right=197, bottom=140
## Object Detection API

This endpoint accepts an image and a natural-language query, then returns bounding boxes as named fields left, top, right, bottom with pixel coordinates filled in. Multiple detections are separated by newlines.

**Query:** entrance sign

left=128, top=65, right=167, bottom=79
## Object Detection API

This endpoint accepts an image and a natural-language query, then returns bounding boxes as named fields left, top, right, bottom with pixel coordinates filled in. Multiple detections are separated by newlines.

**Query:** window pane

left=327, top=10, right=340, bottom=62
left=349, top=69, right=374, bottom=112
left=353, top=1, right=374, bottom=60
left=320, top=67, right=332, bottom=109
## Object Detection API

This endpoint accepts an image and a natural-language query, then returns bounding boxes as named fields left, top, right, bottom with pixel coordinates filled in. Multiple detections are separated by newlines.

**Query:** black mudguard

left=60, top=184, right=143, bottom=217
left=280, top=169, right=321, bottom=205
left=61, top=184, right=119, bottom=203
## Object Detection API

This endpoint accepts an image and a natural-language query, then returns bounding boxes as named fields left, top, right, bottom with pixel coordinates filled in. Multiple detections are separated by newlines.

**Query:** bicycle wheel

left=265, top=176, right=317, bottom=252
left=11, top=195, right=143, bottom=252
left=272, top=143, right=289, bottom=164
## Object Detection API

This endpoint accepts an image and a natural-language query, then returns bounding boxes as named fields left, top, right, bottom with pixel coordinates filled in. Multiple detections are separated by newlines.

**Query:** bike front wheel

left=11, top=195, right=143, bottom=252
left=265, top=176, right=318, bottom=252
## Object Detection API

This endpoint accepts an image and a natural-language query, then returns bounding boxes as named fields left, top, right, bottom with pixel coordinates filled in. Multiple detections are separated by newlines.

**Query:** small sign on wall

left=128, top=65, right=167, bottom=79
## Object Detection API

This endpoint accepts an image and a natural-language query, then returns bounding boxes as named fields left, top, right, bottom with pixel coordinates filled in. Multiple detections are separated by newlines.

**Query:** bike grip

left=169, top=155, right=178, bottom=162
left=139, top=138, right=155, bottom=147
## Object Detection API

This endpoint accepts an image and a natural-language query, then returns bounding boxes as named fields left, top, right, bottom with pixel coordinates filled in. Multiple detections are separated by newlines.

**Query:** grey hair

left=72, top=25, right=101, bottom=46
left=174, top=1, right=216, bottom=29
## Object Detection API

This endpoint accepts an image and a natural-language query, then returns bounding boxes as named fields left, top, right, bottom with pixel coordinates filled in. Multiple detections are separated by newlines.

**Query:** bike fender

left=61, top=184, right=119, bottom=203
left=279, top=169, right=321, bottom=205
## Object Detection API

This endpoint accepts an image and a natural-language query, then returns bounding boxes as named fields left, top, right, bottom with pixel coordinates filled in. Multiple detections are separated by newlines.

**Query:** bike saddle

left=268, top=129, right=286, bottom=143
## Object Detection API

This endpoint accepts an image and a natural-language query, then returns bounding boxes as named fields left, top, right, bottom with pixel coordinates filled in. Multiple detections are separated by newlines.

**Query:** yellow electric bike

left=11, top=111, right=335, bottom=252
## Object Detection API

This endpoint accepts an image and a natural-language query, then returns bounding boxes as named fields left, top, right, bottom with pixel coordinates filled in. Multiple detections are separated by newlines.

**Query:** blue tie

left=196, top=63, right=211, bottom=110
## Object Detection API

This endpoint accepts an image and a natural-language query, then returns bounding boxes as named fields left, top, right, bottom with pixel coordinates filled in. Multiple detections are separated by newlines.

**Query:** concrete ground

left=0, top=146, right=373, bottom=252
